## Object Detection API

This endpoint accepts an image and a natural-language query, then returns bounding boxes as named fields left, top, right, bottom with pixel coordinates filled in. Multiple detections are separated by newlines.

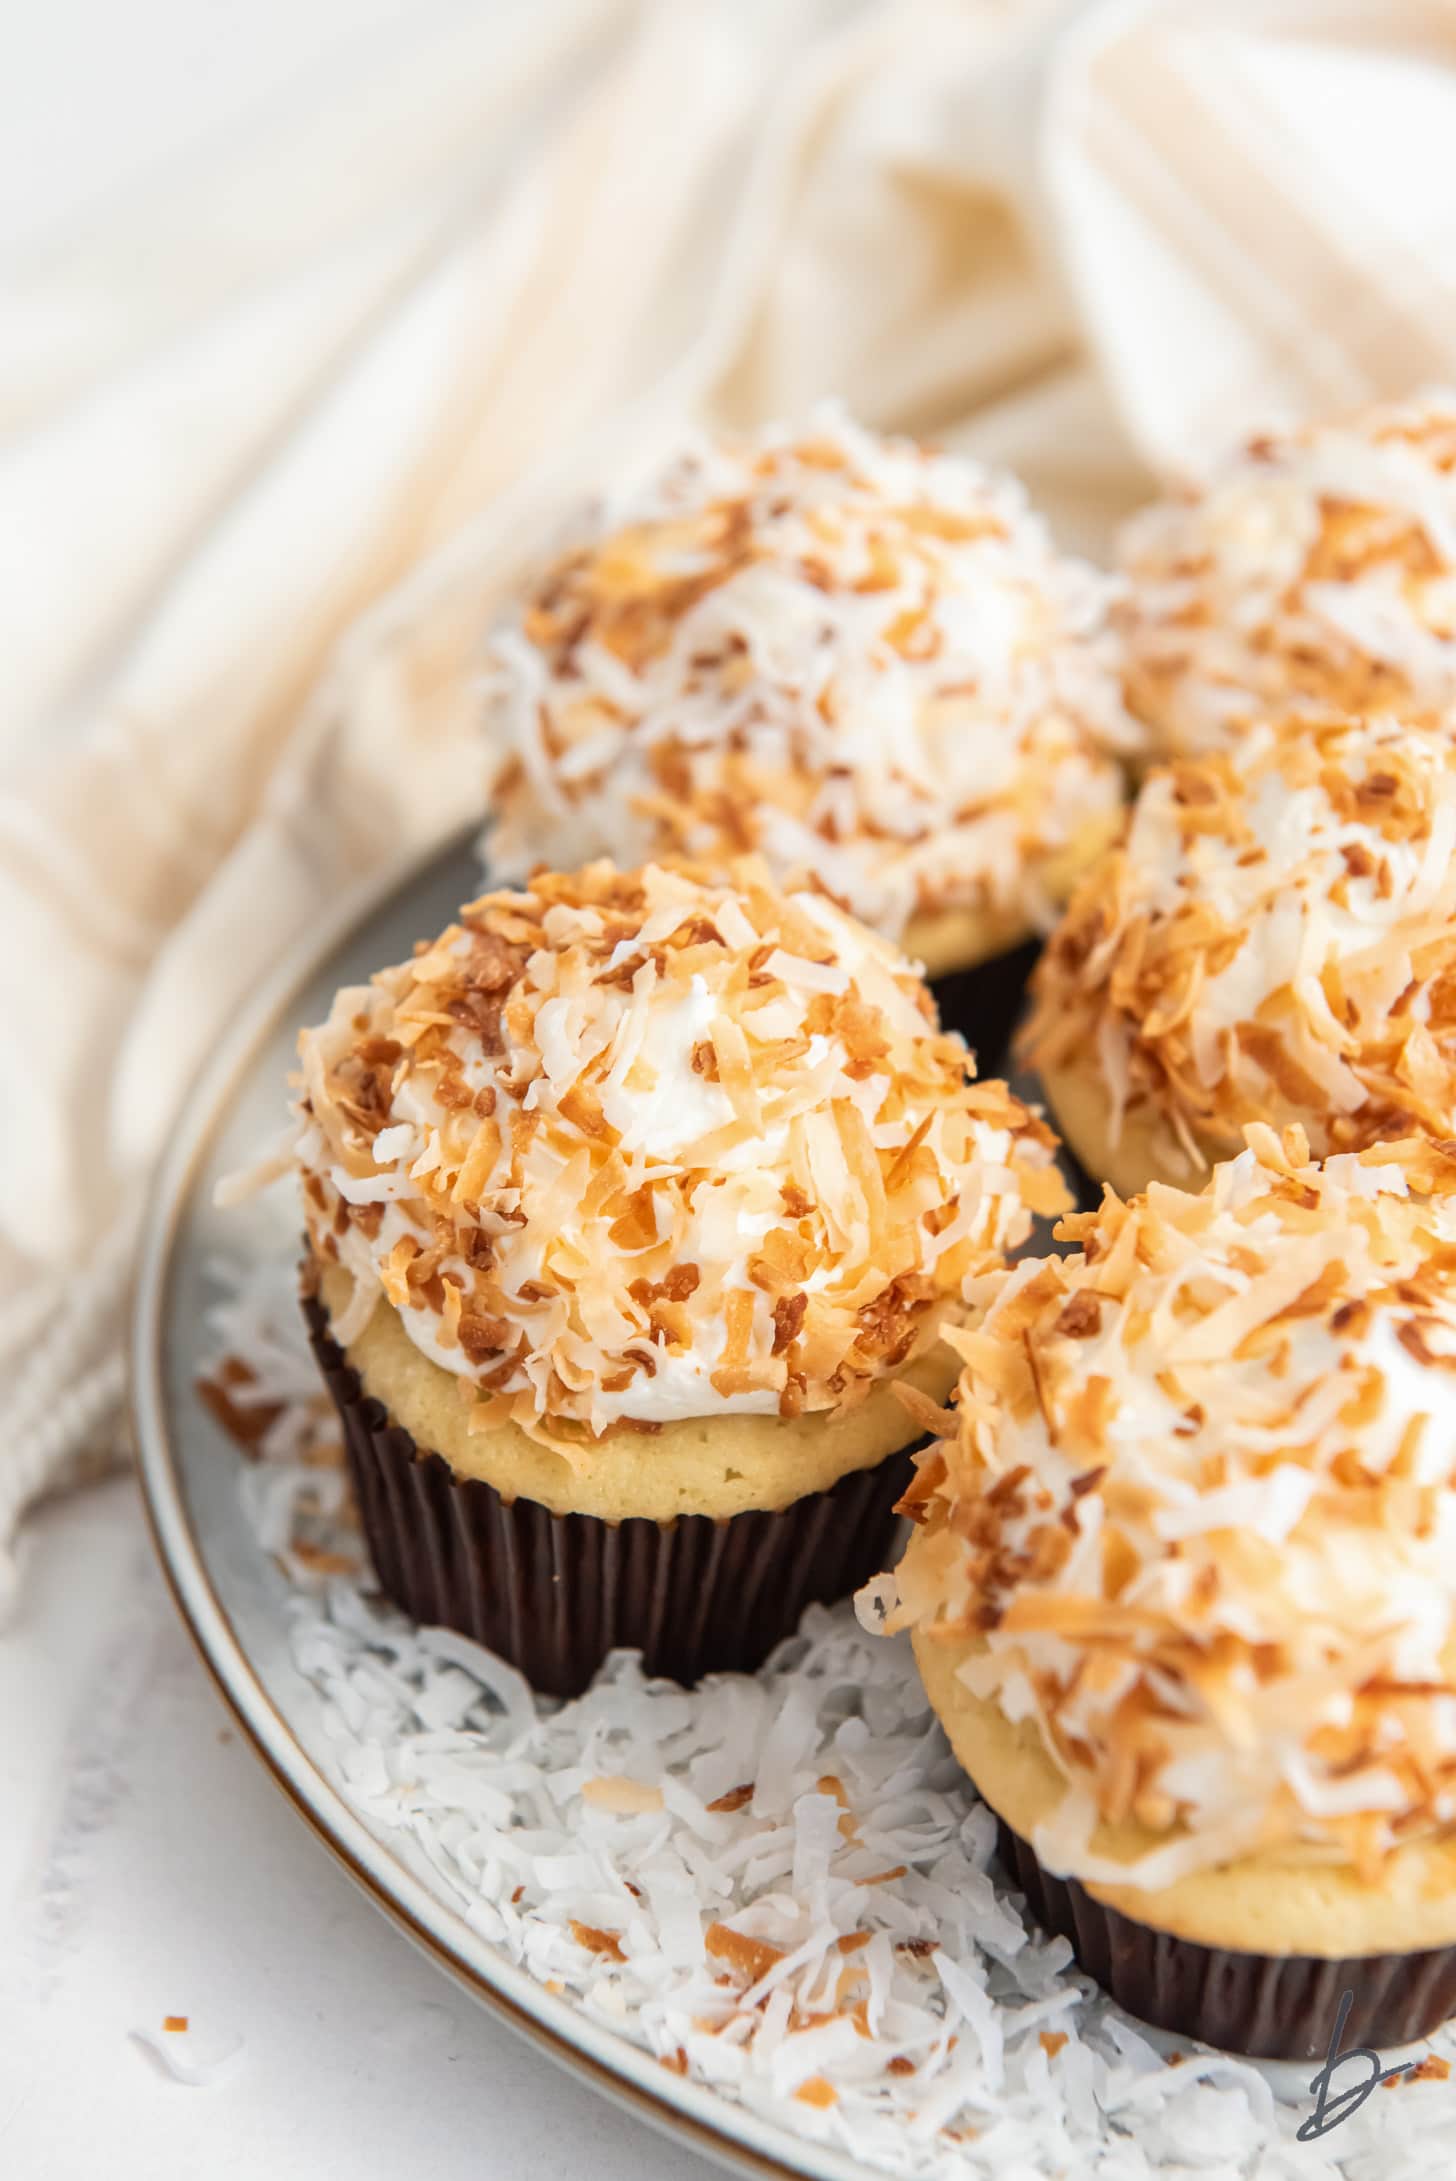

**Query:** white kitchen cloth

left=4, top=0, right=1456, bottom=1604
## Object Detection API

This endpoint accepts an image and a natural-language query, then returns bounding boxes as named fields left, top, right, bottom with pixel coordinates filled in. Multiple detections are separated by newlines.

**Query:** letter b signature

left=1296, top=1990, right=1413, bottom=2141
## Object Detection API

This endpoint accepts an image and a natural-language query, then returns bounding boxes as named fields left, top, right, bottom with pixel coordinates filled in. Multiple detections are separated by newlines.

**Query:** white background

left=1, top=5, right=711, bottom=2175
left=1, top=1484, right=712, bottom=2180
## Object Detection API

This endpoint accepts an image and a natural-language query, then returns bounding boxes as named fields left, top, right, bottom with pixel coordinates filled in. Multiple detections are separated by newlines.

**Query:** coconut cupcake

left=1022, top=708, right=1456, bottom=1202
left=288, top=856, right=1066, bottom=1695
left=868, top=1127, right=1456, bottom=2058
left=1118, top=390, right=1456, bottom=759
left=481, top=408, right=1137, bottom=1073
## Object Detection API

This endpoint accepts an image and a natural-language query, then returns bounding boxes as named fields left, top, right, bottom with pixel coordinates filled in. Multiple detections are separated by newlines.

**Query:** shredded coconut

left=480, top=406, right=1137, bottom=940
left=1118, top=391, right=1456, bottom=756
left=195, top=1247, right=1456, bottom=2177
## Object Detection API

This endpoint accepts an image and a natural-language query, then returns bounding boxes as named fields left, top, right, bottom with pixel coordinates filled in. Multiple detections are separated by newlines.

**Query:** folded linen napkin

left=3, top=0, right=1453, bottom=1603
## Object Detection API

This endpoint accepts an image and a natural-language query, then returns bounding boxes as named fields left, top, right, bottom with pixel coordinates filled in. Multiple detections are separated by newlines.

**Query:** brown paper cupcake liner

left=996, top=1816, right=1456, bottom=2059
left=304, top=1293, right=919, bottom=1699
left=930, top=936, right=1041, bottom=1081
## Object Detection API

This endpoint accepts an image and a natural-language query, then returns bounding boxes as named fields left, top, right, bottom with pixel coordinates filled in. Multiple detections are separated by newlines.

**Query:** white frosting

left=1118, top=391, right=1456, bottom=755
left=481, top=406, right=1136, bottom=939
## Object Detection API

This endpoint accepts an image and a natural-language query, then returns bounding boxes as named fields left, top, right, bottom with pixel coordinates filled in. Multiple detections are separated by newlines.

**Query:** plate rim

left=127, top=830, right=890, bottom=2181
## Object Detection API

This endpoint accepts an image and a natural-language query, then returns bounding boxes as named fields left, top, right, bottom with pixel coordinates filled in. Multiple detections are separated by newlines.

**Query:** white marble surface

left=0, top=1479, right=717, bottom=2178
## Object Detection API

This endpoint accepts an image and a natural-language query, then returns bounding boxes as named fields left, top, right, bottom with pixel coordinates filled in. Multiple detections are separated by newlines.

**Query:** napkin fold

left=4, top=0, right=1454, bottom=1603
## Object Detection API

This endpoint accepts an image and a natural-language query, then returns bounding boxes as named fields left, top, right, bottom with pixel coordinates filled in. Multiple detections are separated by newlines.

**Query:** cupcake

left=1117, top=390, right=1456, bottom=759
left=481, top=407, right=1137, bottom=1074
left=289, top=855, right=1067, bottom=1695
left=867, top=1126, right=1456, bottom=2059
left=1021, top=709, right=1456, bottom=1202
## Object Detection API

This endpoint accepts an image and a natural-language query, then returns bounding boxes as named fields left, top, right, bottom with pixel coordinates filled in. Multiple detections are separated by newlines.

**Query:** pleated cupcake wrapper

left=305, top=1294, right=917, bottom=1698
left=929, top=935, right=1041, bottom=1080
left=997, top=1817, right=1456, bottom=2060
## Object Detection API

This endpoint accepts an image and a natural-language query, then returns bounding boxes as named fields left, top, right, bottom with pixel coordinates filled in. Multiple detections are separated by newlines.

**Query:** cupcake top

left=1024, top=709, right=1456, bottom=1169
left=482, top=408, right=1135, bottom=948
left=878, top=1127, right=1456, bottom=1885
left=1118, top=391, right=1456, bottom=756
left=291, top=859, right=1066, bottom=1447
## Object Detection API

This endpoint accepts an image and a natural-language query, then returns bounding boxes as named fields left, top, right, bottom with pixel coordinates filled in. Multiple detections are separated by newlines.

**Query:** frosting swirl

left=1118, top=391, right=1456, bottom=756
left=876, top=1128, right=1456, bottom=1885
left=481, top=408, right=1135, bottom=942
left=292, top=859, right=1067, bottom=1445
left=1024, top=710, right=1456, bottom=1171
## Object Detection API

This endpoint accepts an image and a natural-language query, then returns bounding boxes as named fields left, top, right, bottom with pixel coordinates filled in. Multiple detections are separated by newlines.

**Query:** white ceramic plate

left=131, top=829, right=1456, bottom=2181
left=129, top=832, right=879, bottom=2181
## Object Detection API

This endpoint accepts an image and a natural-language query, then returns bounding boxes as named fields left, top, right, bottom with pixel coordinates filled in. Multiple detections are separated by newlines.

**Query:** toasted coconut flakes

left=272, top=858, right=1059, bottom=1439
left=195, top=1358, right=285, bottom=1455
left=1027, top=708, right=1456, bottom=1164
left=893, top=1381, right=959, bottom=1439
left=766, top=949, right=849, bottom=996
left=1119, top=394, right=1456, bottom=761
left=794, top=2076, right=838, bottom=2108
left=481, top=408, right=1136, bottom=943
left=570, top=1921, right=627, bottom=1961
left=581, top=1775, right=665, bottom=1814
left=379, top=1235, right=417, bottom=1308
left=452, top=1116, right=502, bottom=1204
left=289, top=1542, right=359, bottom=1576
left=706, top=1924, right=785, bottom=1984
